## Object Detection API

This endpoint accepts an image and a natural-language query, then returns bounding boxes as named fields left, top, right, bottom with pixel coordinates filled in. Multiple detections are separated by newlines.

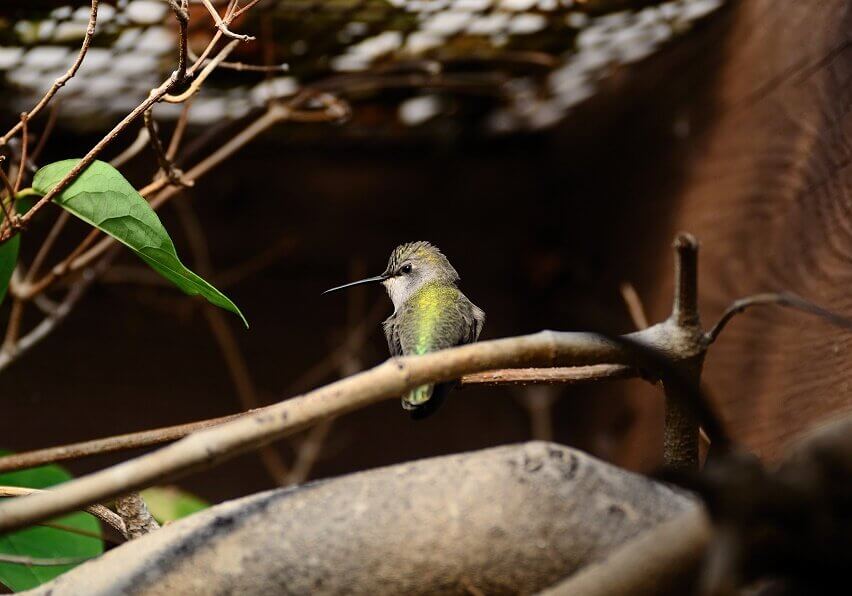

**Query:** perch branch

left=0, top=320, right=707, bottom=533
left=0, top=365, right=638, bottom=474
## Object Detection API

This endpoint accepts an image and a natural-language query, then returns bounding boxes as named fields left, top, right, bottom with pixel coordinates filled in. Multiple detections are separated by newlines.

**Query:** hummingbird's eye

left=400, top=264, right=412, bottom=275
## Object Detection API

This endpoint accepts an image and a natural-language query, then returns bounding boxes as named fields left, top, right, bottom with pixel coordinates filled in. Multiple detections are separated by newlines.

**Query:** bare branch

left=187, top=45, right=288, bottom=72
left=166, top=0, right=190, bottom=85
left=115, top=493, right=160, bottom=539
left=173, top=196, right=290, bottom=484
left=166, top=99, right=194, bottom=161
left=0, top=485, right=127, bottom=539
left=108, top=126, right=151, bottom=169
left=231, top=0, right=265, bottom=18
left=200, top=0, right=256, bottom=41
left=0, top=1, right=99, bottom=146
left=0, top=258, right=108, bottom=372
left=163, top=39, right=240, bottom=103
left=144, top=109, right=191, bottom=186
left=0, top=553, right=94, bottom=566
left=13, top=113, right=29, bottom=193
left=705, top=291, right=852, bottom=344
left=620, top=281, right=649, bottom=330
left=29, top=101, right=61, bottom=166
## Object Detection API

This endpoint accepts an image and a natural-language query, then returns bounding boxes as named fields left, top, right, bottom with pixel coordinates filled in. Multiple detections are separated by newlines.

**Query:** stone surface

left=28, top=442, right=693, bottom=595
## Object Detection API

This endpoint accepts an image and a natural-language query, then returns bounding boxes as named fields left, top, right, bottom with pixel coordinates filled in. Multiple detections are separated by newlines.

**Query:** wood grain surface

left=637, top=0, right=852, bottom=461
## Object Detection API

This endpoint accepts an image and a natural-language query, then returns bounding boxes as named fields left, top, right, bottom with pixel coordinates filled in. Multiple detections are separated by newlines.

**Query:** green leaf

left=140, top=487, right=208, bottom=524
left=32, top=160, right=247, bottom=326
left=0, top=451, right=104, bottom=592
left=0, top=234, right=18, bottom=308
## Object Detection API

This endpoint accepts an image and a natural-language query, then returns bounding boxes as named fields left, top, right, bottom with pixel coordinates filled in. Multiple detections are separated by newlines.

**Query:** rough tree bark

left=24, top=443, right=693, bottom=595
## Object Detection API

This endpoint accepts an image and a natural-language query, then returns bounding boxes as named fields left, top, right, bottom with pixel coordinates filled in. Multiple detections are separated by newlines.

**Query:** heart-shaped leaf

left=33, top=160, right=247, bottom=326
left=0, top=451, right=104, bottom=591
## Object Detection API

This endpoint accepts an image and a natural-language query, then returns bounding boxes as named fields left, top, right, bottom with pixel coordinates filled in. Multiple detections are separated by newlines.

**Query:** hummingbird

left=324, top=241, right=485, bottom=418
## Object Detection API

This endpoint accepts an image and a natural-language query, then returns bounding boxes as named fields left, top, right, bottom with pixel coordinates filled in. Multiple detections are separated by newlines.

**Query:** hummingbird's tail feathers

left=402, top=383, right=434, bottom=410
left=403, top=382, right=453, bottom=420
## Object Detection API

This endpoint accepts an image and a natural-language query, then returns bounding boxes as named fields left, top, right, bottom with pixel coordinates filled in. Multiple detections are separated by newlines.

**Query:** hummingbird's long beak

left=322, top=274, right=388, bottom=295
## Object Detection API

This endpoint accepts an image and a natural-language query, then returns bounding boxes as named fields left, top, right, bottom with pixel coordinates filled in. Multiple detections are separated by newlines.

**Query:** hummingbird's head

left=380, top=241, right=459, bottom=309
left=323, top=241, right=459, bottom=310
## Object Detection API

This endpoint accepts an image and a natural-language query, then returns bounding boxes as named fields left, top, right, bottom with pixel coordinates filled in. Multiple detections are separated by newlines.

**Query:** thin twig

left=0, top=485, right=127, bottom=539
left=514, top=386, right=557, bottom=442
left=231, top=0, right=265, bottom=18
left=0, top=0, right=261, bottom=242
left=109, top=127, right=151, bottom=169
left=0, top=0, right=99, bottom=146
left=705, top=291, right=852, bottom=343
left=200, top=0, right=255, bottom=41
left=0, top=259, right=107, bottom=372
left=173, top=197, right=290, bottom=484
left=166, top=0, right=189, bottom=85
left=13, top=113, right=29, bottom=193
left=39, top=520, right=120, bottom=545
left=620, top=282, right=649, bottom=330
left=187, top=45, right=288, bottom=72
left=163, top=39, right=240, bottom=103
left=285, top=419, right=334, bottom=485
left=144, top=108, right=191, bottom=186
left=166, top=99, right=194, bottom=161
left=1, top=79, right=178, bottom=239
left=0, top=162, right=15, bottom=232
left=30, top=101, right=61, bottom=166
left=0, top=553, right=94, bottom=566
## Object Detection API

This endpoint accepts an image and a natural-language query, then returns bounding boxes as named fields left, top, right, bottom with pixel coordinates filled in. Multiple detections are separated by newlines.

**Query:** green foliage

left=0, top=233, right=17, bottom=308
left=0, top=452, right=104, bottom=592
left=32, top=160, right=247, bottom=326
left=140, top=487, right=209, bottom=524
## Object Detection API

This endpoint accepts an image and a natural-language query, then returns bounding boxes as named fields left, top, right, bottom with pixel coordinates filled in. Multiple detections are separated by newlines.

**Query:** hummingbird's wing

left=456, top=295, right=485, bottom=346
left=382, top=313, right=403, bottom=357
left=465, top=301, right=485, bottom=344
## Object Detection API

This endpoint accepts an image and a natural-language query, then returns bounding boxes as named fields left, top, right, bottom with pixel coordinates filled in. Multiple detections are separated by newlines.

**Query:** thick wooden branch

left=25, top=443, right=695, bottom=595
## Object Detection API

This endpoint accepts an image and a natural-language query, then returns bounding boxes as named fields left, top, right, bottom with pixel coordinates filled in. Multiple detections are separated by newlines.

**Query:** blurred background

left=3, top=0, right=850, bottom=507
